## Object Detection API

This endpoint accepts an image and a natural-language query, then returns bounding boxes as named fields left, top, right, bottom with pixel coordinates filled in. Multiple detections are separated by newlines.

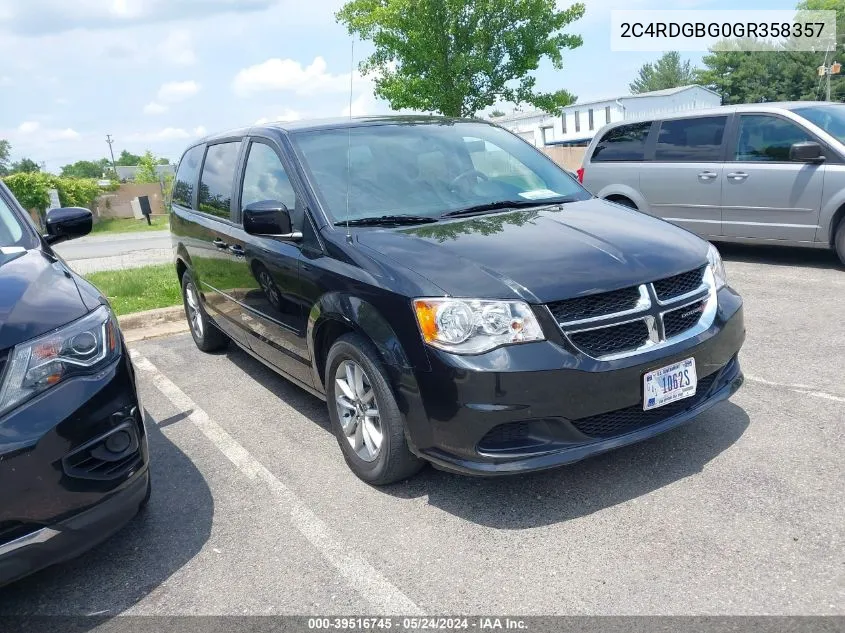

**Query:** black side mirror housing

left=789, top=141, right=825, bottom=163
left=243, top=200, right=300, bottom=240
left=44, top=207, right=93, bottom=244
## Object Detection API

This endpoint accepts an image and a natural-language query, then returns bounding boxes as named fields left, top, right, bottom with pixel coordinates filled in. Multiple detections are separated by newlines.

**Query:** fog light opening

left=104, top=429, right=132, bottom=454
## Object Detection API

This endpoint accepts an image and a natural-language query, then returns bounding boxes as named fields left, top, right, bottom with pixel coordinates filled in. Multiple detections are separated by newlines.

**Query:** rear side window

left=591, top=122, right=652, bottom=162
left=734, top=115, right=813, bottom=162
left=199, top=141, right=241, bottom=219
left=172, top=145, right=204, bottom=208
left=654, top=116, right=727, bottom=162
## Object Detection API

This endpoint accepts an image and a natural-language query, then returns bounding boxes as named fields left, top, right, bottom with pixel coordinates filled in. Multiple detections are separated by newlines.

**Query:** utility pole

left=105, top=134, right=118, bottom=178
left=818, top=62, right=841, bottom=101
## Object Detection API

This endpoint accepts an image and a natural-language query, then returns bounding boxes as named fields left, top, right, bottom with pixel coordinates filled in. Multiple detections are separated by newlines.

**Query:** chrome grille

left=547, top=286, right=641, bottom=323
left=569, top=320, right=650, bottom=356
left=653, top=266, right=706, bottom=302
left=549, top=265, right=716, bottom=360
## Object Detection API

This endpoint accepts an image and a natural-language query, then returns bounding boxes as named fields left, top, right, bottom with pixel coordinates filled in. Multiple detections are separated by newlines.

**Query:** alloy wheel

left=185, top=282, right=204, bottom=338
left=334, top=359, right=382, bottom=462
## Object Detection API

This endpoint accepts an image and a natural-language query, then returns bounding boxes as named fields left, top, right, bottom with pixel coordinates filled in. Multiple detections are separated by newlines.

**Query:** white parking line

left=744, top=374, right=845, bottom=403
left=130, top=350, right=422, bottom=615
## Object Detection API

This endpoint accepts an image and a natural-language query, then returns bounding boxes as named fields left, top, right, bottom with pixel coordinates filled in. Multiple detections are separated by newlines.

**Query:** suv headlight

left=413, top=298, right=545, bottom=354
left=0, top=305, right=121, bottom=417
left=707, top=243, right=727, bottom=290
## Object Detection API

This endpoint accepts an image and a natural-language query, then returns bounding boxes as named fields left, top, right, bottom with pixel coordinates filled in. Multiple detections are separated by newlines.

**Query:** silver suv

left=580, top=102, right=845, bottom=265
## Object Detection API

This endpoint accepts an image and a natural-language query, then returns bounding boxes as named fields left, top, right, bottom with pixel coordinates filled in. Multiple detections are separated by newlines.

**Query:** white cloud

left=255, top=109, right=302, bottom=125
left=0, top=0, right=277, bottom=35
left=159, top=29, right=196, bottom=66
left=18, top=121, right=40, bottom=134
left=233, top=56, right=361, bottom=97
left=143, top=101, right=168, bottom=115
left=126, top=126, right=208, bottom=143
left=340, top=94, right=372, bottom=117
left=52, top=128, right=80, bottom=141
left=157, top=79, right=200, bottom=103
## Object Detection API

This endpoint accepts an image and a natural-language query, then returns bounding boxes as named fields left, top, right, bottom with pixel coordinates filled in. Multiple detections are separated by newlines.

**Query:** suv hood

left=0, top=249, right=88, bottom=350
left=356, top=200, right=709, bottom=303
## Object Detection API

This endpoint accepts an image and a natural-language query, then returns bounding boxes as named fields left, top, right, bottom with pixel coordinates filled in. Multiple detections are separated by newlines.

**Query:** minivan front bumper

left=401, top=287, right=745, bottom=475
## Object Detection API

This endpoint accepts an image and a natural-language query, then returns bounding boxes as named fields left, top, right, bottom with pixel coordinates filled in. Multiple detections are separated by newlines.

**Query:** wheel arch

left=307, top=293, right=423, bottom=392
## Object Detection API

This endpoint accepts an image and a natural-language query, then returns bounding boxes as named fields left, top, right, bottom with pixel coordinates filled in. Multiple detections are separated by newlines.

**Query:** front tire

left=181, top=273, right=228, bottom=353
left=835, top=218, right=845, bottom=267
left=325, top=333, right=424, bottom=485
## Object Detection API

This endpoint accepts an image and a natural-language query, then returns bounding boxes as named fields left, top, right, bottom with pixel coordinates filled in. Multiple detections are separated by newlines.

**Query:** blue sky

left=0, top=0, right=797, bottom=171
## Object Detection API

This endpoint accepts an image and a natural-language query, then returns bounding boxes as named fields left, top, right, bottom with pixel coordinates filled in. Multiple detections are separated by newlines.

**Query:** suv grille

left=664, top=299, right=707, bottom=339
left=548, top=266, right=712, bottom=359
left=547, top=286, right=641, bottom=322
left=571, top=373, right=718, bottom=438
left=653, top=266, right=706, bottom=301
left=569, top=321, right=650, bottom=356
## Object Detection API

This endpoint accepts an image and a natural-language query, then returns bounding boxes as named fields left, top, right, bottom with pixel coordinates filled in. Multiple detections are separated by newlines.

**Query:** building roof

left=491, top=85, right=722, bottom=122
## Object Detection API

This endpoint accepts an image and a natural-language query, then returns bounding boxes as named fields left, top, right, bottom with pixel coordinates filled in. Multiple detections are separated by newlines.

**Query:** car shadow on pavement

left=385, top=402, right=750, bottom=530
left=225, top=347, right=331, bottom=433
left=0, top=414, right=213, bottom=616
left=715, top=241, right=841, bottom=270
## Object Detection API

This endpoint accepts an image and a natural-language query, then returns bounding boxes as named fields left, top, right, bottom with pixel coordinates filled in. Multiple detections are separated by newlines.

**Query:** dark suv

left=171, top=116, right=745, bottom=484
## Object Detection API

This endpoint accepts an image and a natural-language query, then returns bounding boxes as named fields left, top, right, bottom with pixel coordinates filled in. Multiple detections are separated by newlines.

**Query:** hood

left=0, top=249, right=88, bottom=350
left=356, top=200, right=709, bottom=303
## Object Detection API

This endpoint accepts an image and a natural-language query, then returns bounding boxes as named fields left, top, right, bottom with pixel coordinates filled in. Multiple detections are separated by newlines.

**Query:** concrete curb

left=118, top=305, right=189, bottom=342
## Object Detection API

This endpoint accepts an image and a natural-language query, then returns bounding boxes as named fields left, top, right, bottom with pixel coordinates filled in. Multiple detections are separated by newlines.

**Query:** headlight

left=0, top=305, right=120, bottom=417
left=707, top=243, right=727, bottom=290
left=413, top=298, right=545, bottom=354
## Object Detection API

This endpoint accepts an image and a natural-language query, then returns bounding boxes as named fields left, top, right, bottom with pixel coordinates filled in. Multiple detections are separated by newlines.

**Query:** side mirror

left=243, top=200, right=300, bottom=240
left=44, top=207, right=93, bottom=244
left=789, top=141, right=825, bottom=163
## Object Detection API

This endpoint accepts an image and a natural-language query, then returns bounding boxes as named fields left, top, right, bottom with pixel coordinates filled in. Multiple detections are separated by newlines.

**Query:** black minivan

left=0, top=183, right=149, bottom=585
left=171, top=116, right=745, bottom=485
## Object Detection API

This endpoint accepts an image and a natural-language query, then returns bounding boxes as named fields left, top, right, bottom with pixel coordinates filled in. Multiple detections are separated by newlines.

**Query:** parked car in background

left=171, top=116, right=744, bottom=485
left=0, top=182, right=150, bottom=586
left=579, top=102, right=845, bottom=266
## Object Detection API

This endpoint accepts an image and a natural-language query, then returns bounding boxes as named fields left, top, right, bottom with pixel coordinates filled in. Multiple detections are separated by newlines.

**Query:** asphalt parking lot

left=1, top=243, right=843, bottom=617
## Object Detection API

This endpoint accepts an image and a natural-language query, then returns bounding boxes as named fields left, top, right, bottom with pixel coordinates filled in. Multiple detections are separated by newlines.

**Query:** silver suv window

left=0, top=195, right=25, bottom=247
left=734, top=115, right=812, bottom=162
left=654, top=116, right=727, bottom=162
left=591, top=122, right=652, bottom=162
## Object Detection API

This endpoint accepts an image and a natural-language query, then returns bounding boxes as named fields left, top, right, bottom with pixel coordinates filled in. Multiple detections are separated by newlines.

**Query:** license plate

left=643, top=358, right=697, bottom=411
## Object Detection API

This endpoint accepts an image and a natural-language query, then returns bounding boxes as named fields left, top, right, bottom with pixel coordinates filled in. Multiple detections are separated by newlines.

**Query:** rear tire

left=325, top=333, right=424, bottom=485
left=181, top=273, right=228, bottom=353
left=835, top=218, right=845, bottom=267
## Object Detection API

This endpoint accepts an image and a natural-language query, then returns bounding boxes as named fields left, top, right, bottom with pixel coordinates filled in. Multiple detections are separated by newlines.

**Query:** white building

left=490, top=85, right=722, bottom=147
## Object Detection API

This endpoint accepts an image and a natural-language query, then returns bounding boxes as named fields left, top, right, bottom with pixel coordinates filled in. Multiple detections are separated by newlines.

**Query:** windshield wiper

left=334, top=215, right=439, bottom=227
left=440, top=198, right=579, bottom=218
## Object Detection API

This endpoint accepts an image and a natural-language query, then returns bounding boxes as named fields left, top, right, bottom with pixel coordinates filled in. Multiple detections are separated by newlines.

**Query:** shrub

left=2, top=172, right=109, bottom=213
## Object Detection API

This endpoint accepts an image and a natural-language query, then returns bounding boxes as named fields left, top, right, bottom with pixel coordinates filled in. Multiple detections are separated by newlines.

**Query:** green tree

left=630, top=52, right=695, bottom=94
left=0, top=139, right=10, bottom=176
left=10, top=158, right=41, bottom=173
left=134, top=150, right=160, bottom=184
left=157, top=157, right=170, bottom=165
left=336, top=0, right=586, bottom=117
left=61, top=160, right=105, bottom=179
left=116, top=150, right=142, bottom=166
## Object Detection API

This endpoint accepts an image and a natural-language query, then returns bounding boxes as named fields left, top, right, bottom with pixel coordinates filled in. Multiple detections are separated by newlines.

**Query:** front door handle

left=228, top=244, right=245, bottom=256
left=698, top=170, right=717, bottom=180
left=213, top=238, right=228, bottom=249
left=726, top=172, right=748, bottom=181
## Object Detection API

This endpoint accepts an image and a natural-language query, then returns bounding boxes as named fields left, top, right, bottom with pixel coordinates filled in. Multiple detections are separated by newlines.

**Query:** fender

left=307, top=292, right=432, bottom=390
left=595, top=184, right=650, bottom=214
left=818, top=189, right=845, bottom=245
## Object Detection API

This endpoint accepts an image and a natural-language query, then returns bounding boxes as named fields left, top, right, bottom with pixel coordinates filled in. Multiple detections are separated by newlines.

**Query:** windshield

left=792, top=105, right=845, bottom=143
left=0, top=193, right=29, bottom=250
left=292, top=120, right=589, bottom=223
